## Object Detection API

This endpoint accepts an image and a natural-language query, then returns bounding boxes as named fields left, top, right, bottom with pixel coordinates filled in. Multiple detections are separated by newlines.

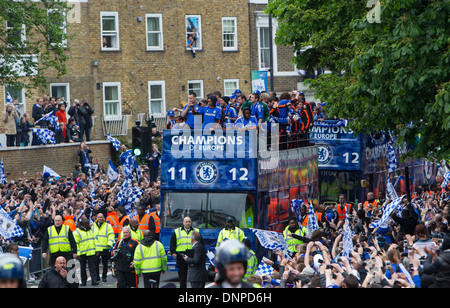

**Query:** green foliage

left=0, top=0, right=71, bottom=95
left=266, top=0, right=450, bottom=161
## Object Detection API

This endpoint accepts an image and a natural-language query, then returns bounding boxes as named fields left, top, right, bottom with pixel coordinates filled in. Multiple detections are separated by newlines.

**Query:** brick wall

left=0, top=141, right=112, bottom=180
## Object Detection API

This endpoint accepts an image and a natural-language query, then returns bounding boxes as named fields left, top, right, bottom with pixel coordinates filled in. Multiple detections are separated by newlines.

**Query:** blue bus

left=310, top=120, right=436, bottom=205
left=159, top=127, right=319, bottom=270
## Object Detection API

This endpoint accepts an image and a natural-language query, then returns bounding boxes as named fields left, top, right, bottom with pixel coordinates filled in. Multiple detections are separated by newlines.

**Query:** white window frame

left=148, top=81, right=166, bottom=118
left=145, top=13, right=164, bottom=51
left=6, top=20, right=26, bottom=48
left=185, top=15, right=202, bottom=51
left=102, top=82, right=122, bottom=120
left=100, top=11, right=120, bottom=51
left=222, top=17, right=238, bottom=51
left=4, top=85, right=26, bottom=114
left=50, top=83, right=70, bottom=103
left=48, top=8, right=67, bottom=47
left=187, top=80, right=204, bottom=102
left=257, top=26, right=271, bottom=71
left=223, top=79, right=240, bottom=97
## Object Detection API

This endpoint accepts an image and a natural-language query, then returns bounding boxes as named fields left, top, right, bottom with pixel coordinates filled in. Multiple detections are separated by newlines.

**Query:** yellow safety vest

left=119, top=227, right=143, bottom=242
left=73, top=229, right=97, bottom=256
left=283, top=226, right=306, bottom=253
left=245, top=250, right=258, bottom=278
left=48, top=225, right=71, bottom=254
left=175, top=227, right=199, bottom=252
left=217, top=227, right=245, bottom=246
left=92, top=222, right=115, bottom=252
left=134, top=241, right=167, bottom=274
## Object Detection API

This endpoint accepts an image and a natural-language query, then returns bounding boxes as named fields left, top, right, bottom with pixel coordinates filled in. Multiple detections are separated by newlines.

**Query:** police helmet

left=0, top=253, right=24, bottom=281
left=215, top=240, right=249, bottom=282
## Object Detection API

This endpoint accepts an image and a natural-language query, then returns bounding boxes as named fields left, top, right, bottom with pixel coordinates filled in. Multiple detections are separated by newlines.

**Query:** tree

left=0, top=0, right=71, bottom=95
left=266, top=0, right=450, bottom=161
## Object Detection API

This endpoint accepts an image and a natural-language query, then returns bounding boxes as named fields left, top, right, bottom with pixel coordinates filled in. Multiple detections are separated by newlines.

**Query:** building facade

left=1, top=0, right=252, bottom=139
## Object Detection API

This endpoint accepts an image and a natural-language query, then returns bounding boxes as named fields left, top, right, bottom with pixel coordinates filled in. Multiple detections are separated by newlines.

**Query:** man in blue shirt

left=199, top=96, right=222, bottom=129
left=234, top=108, right=258, bottom=132
left=219, top=96, right=238, bottom=129
left=179, top=92, right=200, bottom=129
left=249, top=93, right=263, bottom=126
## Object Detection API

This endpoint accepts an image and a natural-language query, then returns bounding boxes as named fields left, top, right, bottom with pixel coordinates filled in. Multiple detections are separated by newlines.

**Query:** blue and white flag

left=18, top=246, right=33, bottom=264
left=386, top=178, right=398, bottom=201
left=107, top=159, right=119, bottom=184
left=0, top=208, right=24, bottom=239
left=43, top=165, right=61, bottom=179
left=306, top=202, right=319, bottom=237
left=290, top=199, right=304, bottom=225
left=387, top=143, right=397, bottom=173
left=88, top=164, right=95, bottom=199
left=371, top=195, right=404, bottom=230
left=0, top=158, right=5, bottom=184
left=35, top=112, right=59, bottom=130
left=255, top=261, right=275, bottom=277
left=250, top=228, right=288, bottom=252
left=341, top=218, right=354, bottom=259
left=122, top=154, right=139, bottom=180
left=6, top=92, right=13, bottom=104
left=32, top=128, right=55, bottom=144
left=107, top=134, right=121, bottom=151
left=437, top=165, right=450, bottom=197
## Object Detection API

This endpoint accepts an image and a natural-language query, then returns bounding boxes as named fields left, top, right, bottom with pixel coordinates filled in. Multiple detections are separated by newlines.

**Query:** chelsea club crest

left=196, top=162, right=218, bottom=184
left=318, top=144, right=332, bottom=165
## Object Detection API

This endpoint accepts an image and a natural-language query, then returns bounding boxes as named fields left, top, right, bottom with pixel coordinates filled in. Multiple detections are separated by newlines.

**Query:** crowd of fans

left=245, top=178, right=450, bottom=288
left=169, top=89, right=323, bottom=150
left=2, top=95, right=94, bottom=148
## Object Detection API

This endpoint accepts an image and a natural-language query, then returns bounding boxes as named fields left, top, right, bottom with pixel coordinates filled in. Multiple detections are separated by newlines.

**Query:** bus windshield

left=162, top=192, right=255, bottom=229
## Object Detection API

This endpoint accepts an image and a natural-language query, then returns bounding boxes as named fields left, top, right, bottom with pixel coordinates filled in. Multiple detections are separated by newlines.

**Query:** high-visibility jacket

left=48, top=225, right=71, bottom=254
left=216, top=227, right=245, bottom=246
left=92, top=222, right=115, bottom=252
left=245, top=250, right=258, bottom=278
left=138, top=214, right=151, bottom=231
left=335, top=203, right=352, bottom=220
left=283, top=226, right=307, bottom=253
left=174, top=227, right=199, bottom=252
left=63, top=216, right=76, bottom=232
left=119, top=227, right=143, bottom=242
left=363, top=200, right=379, bottom=211
left=106, top=212, right=121, bottom=235
left=73, top=228, right=97, bottom=256
left=133, top=241, right=167, bottom=274
left=119, top=215, right=130, bottom=231
left=149, top=212, right=160, bottom=234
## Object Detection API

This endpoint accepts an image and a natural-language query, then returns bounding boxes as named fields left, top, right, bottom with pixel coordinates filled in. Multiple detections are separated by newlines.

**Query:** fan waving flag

left=43, top=165, right=61, bottom=179
left=6, top=92, right=13, bottom=104
left=255, top=261, right=275, bottom=277
left=341, top=217, right=354, bottom=260
left=250, top=228, right=289, bottom=253
left=386, top=178, right=398, bottom=201
left=306, top=202, right=319, bottom=237
left=107, top=159, right=119, bottom=184
left=371, top=195, right=404, bottom=230
left=32, top=128, right=56, bottom=144
left=387, top=142, right=397, bottom=173
left=290, top=199, right=304, bottom=225
left=437, top=165, right=450, bottom=197
left=107, top=134, right=121, bottom=151
left=0, top=158, right=5, bottom=184
left=0, top=208, right=24, bottom=240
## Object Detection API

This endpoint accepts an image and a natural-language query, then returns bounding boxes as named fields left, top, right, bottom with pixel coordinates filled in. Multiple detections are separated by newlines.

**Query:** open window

left=185, top=15, right=202, bottom=50
left=101, top=12, right=119, bottom=51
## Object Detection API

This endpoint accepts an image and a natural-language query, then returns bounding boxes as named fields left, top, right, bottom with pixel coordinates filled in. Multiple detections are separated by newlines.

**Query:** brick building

left=248, top=0, right=315, bottom=101
left=1, top=0, right=252, bottom=140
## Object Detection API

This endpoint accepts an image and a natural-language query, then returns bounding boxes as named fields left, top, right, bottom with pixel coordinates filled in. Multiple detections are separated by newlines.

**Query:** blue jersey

left=250, top=102, right=263, bottom=121
left=234, top=116, right=258, bottom=130
left=183, top=103, right=200, bottom=128
left=199, top=106, right=222, bottom=128
left=222, top=105, right=238, bottom=128
left=120, top=149, right=133, bottom=165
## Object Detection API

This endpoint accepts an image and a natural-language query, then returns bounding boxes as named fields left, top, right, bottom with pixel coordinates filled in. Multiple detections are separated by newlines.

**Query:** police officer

left=112, top=226, right=139, bottom=288
left=213, top=240, right=259, bottom=288
left=73, top=218, right=98, bottom=286
left=170, top=216, right=202, bottom=288
left=133, top=230, right=167, bottom=288
left=242, top=238, right=258, bottom=279
left=42, top=215, right=78, bottom=266
left=216, top=217, right=245, bottom=247
left=0, top=253, right=26, bottom=288
left=283, top=217, right=307, bottom=254
left=92, top=212, right=115, bottom=283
